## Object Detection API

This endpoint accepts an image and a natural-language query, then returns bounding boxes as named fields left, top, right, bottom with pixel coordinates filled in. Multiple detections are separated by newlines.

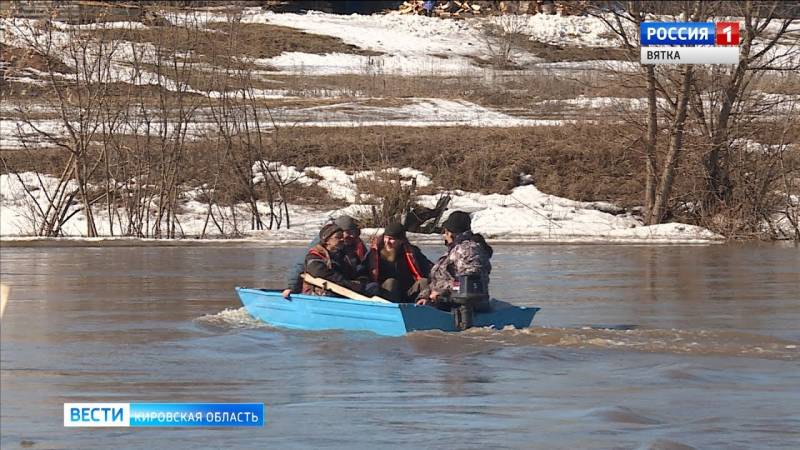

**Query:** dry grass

left=472, top=43, right=630, bottom=68
left=205, top=22, right=382, bottom=58
left=751, top=72, right=800, bottom=96
left=0, top=43, right=73, bottom=74
left=518, top=41, right=631, bottom=63
left=0, top=80, right=205, bottom=107
left=88, top=21, right=380, bottom=65
left=354, top=171, right=417, bottom=226
left=1, top=147, right=67, bottom=174
left=281, top=181, right=347, bottom=207
left=259, top=69, right=641, bottom=104
left=0, top=124, right=646, bottom=208
left=263, top=124, right=646, bottom=208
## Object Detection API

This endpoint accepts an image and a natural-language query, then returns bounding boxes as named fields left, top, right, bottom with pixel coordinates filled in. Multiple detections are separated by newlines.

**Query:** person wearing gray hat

left=334, top=215, right=358, bottom=231
left=334, top=215, right=368, bottom=274
left=282, top=215, right=368, bottom=298
left=318, top=223, right=342, bottom=243
left=300, top=222, right=373, bottom=297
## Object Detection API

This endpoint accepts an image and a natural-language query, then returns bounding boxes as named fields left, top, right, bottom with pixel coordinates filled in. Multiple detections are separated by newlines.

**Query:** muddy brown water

left=1, top=242, right=798, bottom=449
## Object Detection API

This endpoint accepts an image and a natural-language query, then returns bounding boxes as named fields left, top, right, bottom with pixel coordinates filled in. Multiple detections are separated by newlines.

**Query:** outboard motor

left=450, top=274, right=490, bottom=331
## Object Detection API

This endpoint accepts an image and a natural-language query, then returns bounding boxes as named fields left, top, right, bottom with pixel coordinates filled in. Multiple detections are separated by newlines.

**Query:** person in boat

left=282, top=215, right=368, bottom=298
left=416, top=211, right=493, bottom=306
left=366, top=222, right=433, bottom=303
left=335, top=215, right=369, bottom=277
left=302, top=223, right=374, bottom=296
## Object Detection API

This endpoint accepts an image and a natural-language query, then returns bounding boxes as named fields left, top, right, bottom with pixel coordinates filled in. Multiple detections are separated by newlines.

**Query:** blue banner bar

left=640, top=22, right=715, bottom=46
left=130, top=403, right=264, bottom=427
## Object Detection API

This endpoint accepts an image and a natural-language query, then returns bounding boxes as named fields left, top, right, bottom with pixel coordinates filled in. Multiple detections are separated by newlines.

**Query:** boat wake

left=444, top=326, right=800, bottom=361
left=195, top=307, right=266, bottom=329
left=196, top=309, right=798, bottom=360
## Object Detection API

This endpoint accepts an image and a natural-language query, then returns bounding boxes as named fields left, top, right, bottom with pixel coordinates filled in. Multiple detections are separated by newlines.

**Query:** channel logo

left=64, top=403, right=264, bottom=427
left=640, top=22, right=740, bottom=65
left=64, top=403, right=129, bottom=427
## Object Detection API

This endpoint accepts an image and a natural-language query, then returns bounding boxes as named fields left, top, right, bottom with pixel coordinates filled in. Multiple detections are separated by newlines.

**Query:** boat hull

left=235, top=288, right=539, bottom=337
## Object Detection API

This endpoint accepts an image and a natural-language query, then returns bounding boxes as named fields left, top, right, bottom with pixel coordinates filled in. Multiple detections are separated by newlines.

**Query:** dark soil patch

left=520, top=41, right=631, bottom=62
left=1, top=80, right=204, bottom=106
left=0, top=43, right=73, bottom=75
left=205, top=22, right=382, bottom=58
left=88, top=22, right=380, bottom=65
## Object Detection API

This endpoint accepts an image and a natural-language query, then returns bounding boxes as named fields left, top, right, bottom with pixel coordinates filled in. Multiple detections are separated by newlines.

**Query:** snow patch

left=1, top=167, right=724, bottom=243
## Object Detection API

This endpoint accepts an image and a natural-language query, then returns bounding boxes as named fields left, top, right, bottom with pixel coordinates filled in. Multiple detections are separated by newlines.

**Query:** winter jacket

left=342, top=238, right=368, bottom=279
left=421, top=231, right=493, bottom=299
left=302, top=244, right=365, bottom=296
left=286, top=237, right=367, bottom=293
left=367, top=235, right=433, bottom=289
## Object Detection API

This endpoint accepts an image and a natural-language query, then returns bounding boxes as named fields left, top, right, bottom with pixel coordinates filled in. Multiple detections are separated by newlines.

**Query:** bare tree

left=5, top=9, right=124, bottom=236
left=204, top=12, right=294, bottom=233
left=592, top=1, right=798, bottom=236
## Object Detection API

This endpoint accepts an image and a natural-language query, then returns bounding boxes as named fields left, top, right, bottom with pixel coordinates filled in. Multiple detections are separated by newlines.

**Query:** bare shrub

left=354, top=171, right=418, bottom=227
left=479, top=16, right=530, bottom=69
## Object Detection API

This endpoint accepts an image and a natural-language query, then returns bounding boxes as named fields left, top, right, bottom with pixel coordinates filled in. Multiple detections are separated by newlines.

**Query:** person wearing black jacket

left=366, top=223, right=433, bottom=302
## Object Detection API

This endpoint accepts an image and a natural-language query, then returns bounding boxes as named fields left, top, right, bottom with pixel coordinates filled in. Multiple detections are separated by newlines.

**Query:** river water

left=1, top=242, right=798, bottom=449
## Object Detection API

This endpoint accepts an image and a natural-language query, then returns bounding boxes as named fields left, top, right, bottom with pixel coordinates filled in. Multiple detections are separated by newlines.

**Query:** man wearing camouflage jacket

left=416, top=211, right=493, bottom=306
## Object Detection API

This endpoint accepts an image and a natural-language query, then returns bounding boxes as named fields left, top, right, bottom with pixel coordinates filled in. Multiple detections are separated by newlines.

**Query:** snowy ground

left=2, top=8, right=796, bottom=243
left=244, top=10, right=620, bottom=75
left=2, top=10, right=795, bottom=147
left=0, top=165, right=724, bottom=244
left=0, top=98, right=568, bottom=149
left=1, top=10, right=620, bottom=150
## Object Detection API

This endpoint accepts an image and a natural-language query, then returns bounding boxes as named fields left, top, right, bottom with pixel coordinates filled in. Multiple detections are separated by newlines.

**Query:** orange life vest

left=301, top=246, right=331, bottom=294
left=369, top=237, right=424, bottom=283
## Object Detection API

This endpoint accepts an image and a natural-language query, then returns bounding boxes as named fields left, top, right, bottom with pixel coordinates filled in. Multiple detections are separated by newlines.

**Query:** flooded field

left=1, top=242, right=798, bottom=449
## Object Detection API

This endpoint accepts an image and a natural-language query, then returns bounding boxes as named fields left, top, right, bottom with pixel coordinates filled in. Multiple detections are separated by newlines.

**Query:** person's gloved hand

left=364, top=282, right=380, bottom=296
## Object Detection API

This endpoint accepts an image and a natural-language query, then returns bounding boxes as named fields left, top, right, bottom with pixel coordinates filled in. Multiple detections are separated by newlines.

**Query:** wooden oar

left=300, top=274, right=391, bottom=303
left=0, top=283, right=8, bottom=318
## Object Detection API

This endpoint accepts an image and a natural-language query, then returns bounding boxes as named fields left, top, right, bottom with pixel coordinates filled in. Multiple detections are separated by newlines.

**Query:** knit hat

left=319, top=223, right=343, bottom=242
left=383, top=222, right=407, bottom=239
left=442, top=211, right=471, bottom=234
left=334, top=215, right=359, bottom=231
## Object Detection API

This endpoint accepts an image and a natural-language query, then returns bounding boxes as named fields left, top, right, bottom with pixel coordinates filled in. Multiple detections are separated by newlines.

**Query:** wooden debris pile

left=396, top=1, right=590, bottom=17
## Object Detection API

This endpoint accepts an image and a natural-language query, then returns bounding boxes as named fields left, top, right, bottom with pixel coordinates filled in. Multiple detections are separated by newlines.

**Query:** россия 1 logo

left=715, top=22, right=741, bottom=46
left=640, top=22, right=740, bottom=65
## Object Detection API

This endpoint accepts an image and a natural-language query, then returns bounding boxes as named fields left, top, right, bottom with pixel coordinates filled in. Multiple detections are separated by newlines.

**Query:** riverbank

left=1, top=165, right=725, bottom=243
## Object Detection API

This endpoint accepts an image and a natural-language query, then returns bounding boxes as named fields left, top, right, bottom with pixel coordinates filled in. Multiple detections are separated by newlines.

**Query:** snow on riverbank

left=1, top=165, right=724, bottom=244
left=246, top=9, right=619, bottom=75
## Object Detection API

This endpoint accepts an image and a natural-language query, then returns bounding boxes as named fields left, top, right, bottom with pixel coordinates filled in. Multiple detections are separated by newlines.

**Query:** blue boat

left=235, top=288, right=540, bottom=337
